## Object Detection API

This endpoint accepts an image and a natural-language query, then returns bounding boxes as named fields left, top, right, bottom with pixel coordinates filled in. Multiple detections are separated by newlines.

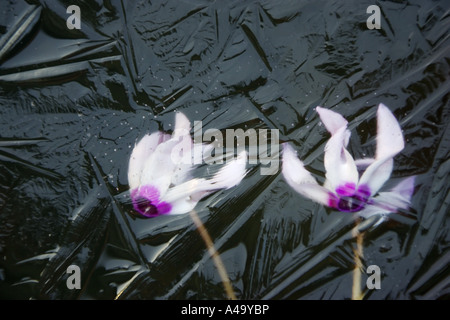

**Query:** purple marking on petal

left=335, top=183, right=372, bottom=213
left=156, top=201, right=172, bottom=215
left=138, top=185, right=161, bottom=203
left=335, top=182, right=356, bottom=196
left=356, top=184, right=371, bottom=198
left=328, top=192, right=339, bottom=209
left=130, top=185, right=172, bottom=218
left=135, top=197, right=158, bottom=217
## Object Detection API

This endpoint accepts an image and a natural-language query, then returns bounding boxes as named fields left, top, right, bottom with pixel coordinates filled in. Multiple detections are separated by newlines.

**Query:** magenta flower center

left=131, top=185, right=172, bottom=218
left=329, top=183, right=371, bottom=213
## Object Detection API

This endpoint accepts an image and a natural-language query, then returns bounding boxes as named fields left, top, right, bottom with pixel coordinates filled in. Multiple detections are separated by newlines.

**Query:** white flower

left=128, top=112, right=247, bottom=218
left=282, top=103, right=415, bottom=219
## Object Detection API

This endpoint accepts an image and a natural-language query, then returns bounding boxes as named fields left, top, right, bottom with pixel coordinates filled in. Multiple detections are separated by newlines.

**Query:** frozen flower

left=128, top=112, right=247, bottom=218
left=282, top=103, right=414, bottom=219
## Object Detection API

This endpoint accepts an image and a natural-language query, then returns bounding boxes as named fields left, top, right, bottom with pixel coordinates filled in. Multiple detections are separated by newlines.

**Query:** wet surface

left=0, top=0, right=449, bottom=299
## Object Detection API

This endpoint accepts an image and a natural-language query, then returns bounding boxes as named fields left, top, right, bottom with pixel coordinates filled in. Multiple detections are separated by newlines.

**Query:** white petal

left=323, top=126, right=359, bottom=191
left=282, top=143, right=332, bottom=206
left=160, top=133, right=172, bottom=142
left=375, top=176, right=415, bottom=210
left=162, top=178, right=207, bottom=204
left=140, top=138, right=180, bottom=195
left=282, top=144, right=316, bottom=184
left=171, top=161, right=194, bottom=187
left=358, top=104, right=405, bottom=195
left=138, top=114, right=194, bottom=194
left=128, top=131, right=165, bottom=190
left=129, top=113, right=196, bottom=205
left=208, top=151, right=247, bottom=189
left=168, top=112, right=199, bottom=186
left=357, top=176, right=415, bottom=219
left=162, top=151, right=247, bottom=208
left=170, top=136, right=195, bottom=185
left=170, top=112, right=194, bottom=165
left=316, top=106, right=348, bottom=136
left=358, top=157, right=393, bottom=196
left=375, top=103, right=404, bottom=160
left=173, top=112, right=191, bottom=139
left=168, top=198, right=198, bottom=215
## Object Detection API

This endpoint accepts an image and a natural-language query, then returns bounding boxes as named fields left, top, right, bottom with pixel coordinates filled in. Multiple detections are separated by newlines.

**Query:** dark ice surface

left=0, top=0, right=448, bottom=299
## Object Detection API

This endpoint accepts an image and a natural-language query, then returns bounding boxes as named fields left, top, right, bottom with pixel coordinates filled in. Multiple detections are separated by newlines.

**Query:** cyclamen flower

left=128, top=112, right=247, bottom=218
left=282, top=103, right=414, bottom=219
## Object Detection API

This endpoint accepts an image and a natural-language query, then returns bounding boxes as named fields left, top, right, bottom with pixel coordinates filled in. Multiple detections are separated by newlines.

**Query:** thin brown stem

left=189, top=210, right=237, bottom=300
left=351, top=220, right=365, bottom=300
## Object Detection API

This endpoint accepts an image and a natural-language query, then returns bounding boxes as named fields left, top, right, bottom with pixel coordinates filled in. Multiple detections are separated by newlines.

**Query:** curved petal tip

left=316, top=106, right=348, bottom=135
left=376, top=103, right=404, bottom=159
